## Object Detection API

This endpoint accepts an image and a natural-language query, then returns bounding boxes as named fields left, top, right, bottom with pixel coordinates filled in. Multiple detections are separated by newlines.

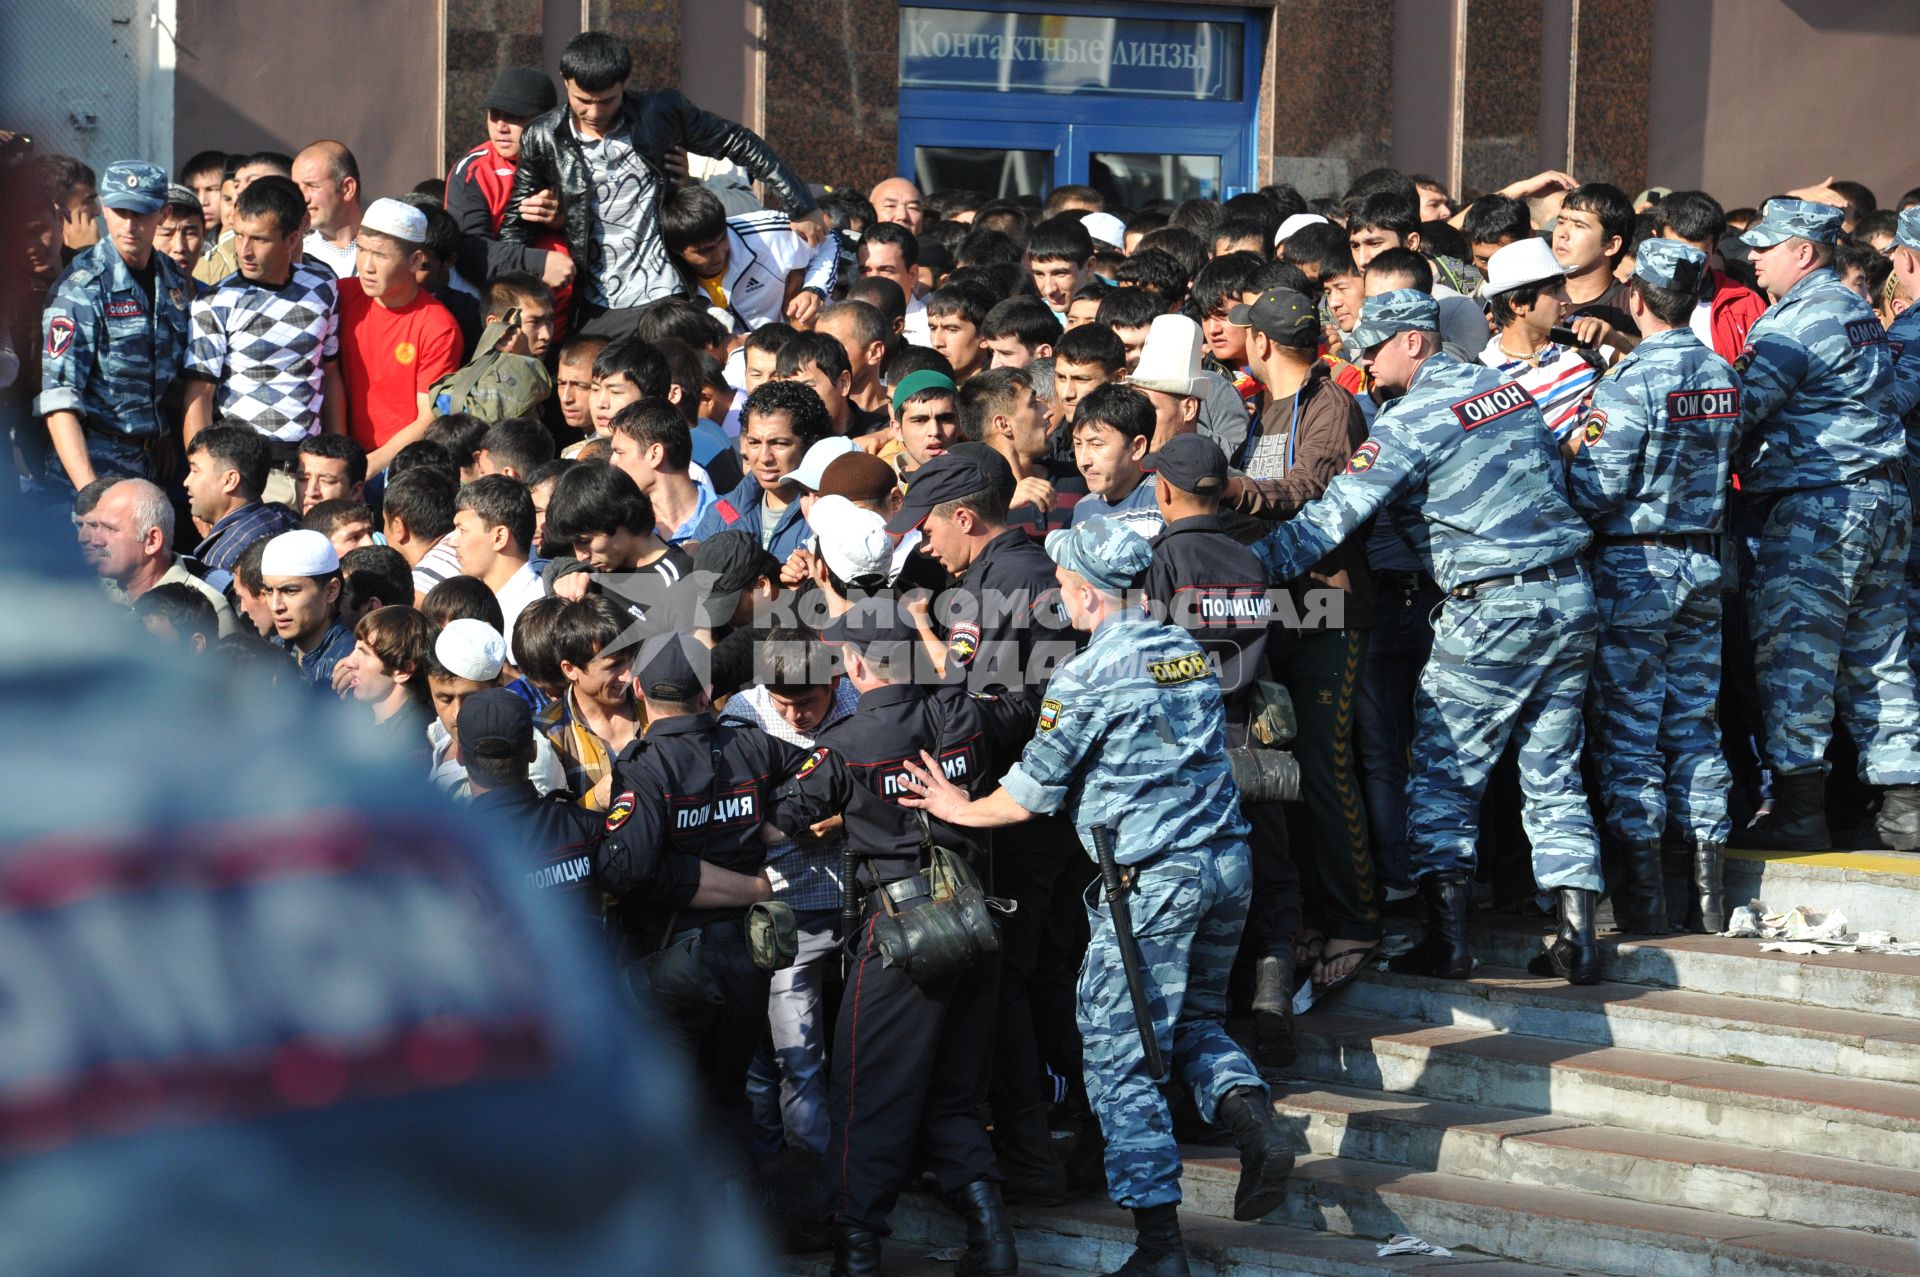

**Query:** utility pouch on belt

left=747, top=900, right=799, bottom=972
left=630, top=914, right=724, bottom=1013
left=872, top=828, right=1008, bottom=987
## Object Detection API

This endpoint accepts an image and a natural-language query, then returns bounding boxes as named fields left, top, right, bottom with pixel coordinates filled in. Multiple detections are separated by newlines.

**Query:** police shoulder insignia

left=1038, top=699, right=1062, bottom=731
left=948, top=621, right=981, bottom=668
left=1346, top=440, right=1380, bottom=474
left=1450, top=382, right=1533, bottom=430
left=796, top=747, right=829, bottom=779
left=605, top=791, right=636, bottom=831
left=1734, top=345, right=1755, bottom=375
left=1147, top=651, right=1210, bottom=685
left=45, top=315, right=75, bottom=359
left=1581, top=411, right=1607, bottom=445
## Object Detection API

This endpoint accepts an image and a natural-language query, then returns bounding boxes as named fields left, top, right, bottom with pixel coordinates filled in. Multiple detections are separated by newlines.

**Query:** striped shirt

left=193, top=501, right=302, bottom=590
left=1479, top=335, right=1609, bottom=443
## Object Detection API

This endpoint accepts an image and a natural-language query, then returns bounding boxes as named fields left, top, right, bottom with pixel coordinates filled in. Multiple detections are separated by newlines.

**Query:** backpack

left=428, top=308, right=553, bottom=422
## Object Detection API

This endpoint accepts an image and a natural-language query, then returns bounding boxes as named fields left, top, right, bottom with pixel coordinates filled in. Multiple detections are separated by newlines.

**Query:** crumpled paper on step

left=1724, top=903, right=1920, bottom=954
left=1378, top=1234, right=1453, bottom=1257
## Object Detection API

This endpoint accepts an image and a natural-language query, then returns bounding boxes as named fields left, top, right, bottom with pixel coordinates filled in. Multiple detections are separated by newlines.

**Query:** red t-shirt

left=338, top=280, right=464, bottom=450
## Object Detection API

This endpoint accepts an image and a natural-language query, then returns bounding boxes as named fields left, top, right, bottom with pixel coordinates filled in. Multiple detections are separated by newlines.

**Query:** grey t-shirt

left=576, top=124, right=675, bottom=308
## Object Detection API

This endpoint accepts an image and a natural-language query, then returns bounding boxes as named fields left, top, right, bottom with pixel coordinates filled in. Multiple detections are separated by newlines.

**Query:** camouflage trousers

left=1749, top=478, right=1920, bottom=782
left=1587, top=545, right=1731, bottom=849
left=1409, top=571, right=1602, bottom=891
left=1078, top=841, right=1265, bottom=1210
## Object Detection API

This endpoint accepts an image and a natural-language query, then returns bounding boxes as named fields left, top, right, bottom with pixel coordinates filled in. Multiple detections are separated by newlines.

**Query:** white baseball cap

left=1275, top=212, right=1330, bottom=245
left=810, top=495, right=893, bottom=583
left=790, top=437, right=863, bottom=491
left=1081, top=211, right=1127, bottom=249
left=1127, top=314, right=1205, bottom=398
left=259, top=529, right=340, bottom=578
left=360, top=197, right=428, bottom=245
left=435, top=618, right=506, bottom=682
left=1483, top=237, right=1566, bottom=296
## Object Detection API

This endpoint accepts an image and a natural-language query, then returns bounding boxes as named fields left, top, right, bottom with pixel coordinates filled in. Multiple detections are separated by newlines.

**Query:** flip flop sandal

left=1312, top=941, right=1384, bottom=998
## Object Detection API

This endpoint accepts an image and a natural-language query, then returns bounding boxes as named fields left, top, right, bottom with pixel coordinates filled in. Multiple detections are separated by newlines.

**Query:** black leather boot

left=1214, top=1086, right=1293, bottom=1221
left=1387, top=872, right=1473, bottom=978
left=1731, top=771, right=1830, bottom=851
left=1102, top=1203, right=1190, bottom=1276
left=1661, top=846, right=1694, bottom=931
left=951, top=1180, right=1018, bottom=1277
left=1876, top=785, right=1920, bottom=851
left=1612, top=841, right=1669, bottom=934
left=992, top=1103, right=1065, bottom=1206
left=1250, top=953, right=1297, bottom=1067
left=830, top=1222, right=885, bottom=1277
left=1693, top=842, right=1727, bottom=934
left=1530, top=888, right=1602, bottom=985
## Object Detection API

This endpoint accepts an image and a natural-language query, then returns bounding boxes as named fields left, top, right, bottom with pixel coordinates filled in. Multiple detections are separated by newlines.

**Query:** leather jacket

left=501, top=88, right=815, bottom=311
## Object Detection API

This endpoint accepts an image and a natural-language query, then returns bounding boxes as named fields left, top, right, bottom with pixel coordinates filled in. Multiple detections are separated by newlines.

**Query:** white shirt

left=303, top=231, right=359, bottom=280
left=904, top=292, right=932, bottom=348
left=428, top=718, right=568, bottom=800
left=495, top=560, right=545, bottom=660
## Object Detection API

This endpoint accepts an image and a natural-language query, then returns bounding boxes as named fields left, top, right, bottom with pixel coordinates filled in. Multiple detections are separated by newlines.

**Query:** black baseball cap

left=885, top=452, right=995, bottom=534
left=1142, top=434, right=1228, bottom=495
left=692, top=530, right=781, bottom=628
left=1226, top=287, right=1319, bottom=342
left=484, top=67, right=558, bottom=118
left=456, top=688, right=534, bottom=759
left=636, top=635, right=708, bottom=703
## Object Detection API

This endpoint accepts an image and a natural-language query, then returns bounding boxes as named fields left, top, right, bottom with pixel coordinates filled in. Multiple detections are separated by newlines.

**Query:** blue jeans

left=746, top=909, right=840, bottom=1157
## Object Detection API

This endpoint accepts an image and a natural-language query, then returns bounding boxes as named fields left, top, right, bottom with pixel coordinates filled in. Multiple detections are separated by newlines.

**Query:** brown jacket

left=1225, top=360, right=1374, bottom=629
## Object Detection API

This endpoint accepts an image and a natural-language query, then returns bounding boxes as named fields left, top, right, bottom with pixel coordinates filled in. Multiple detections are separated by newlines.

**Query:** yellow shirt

left=696, top=274, right=728, bottom=309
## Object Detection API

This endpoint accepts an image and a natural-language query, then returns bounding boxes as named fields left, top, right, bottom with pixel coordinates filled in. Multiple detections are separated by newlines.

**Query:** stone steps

left=1268, top=1079, right=1920, bottom=1239
left=1336, top=964, right=1920, bottom=1083
left=873, top=1190, right=1605, bottom=1277
left=1724, top=846, right=1920, bottom=936
left=1177, top=1149, right=1920, bottom=1277
left=1289, top=1011, right=1920, bottom=1170
left=1469, top=915, right=1920, bottom=1019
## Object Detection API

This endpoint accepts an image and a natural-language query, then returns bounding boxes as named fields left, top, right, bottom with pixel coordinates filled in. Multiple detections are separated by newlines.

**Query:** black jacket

left=501, top=89, right=815, bottom=309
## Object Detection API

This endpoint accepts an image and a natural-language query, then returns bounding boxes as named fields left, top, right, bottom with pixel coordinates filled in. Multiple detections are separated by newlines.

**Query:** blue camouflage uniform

left=1733, top=200, right=1920, bottom=785
left=1884, top=208, right=1920, bottom=680
left=1253, top=290, right=1602, bottom=893
left=34, top=161, right=190, bottom=488
left=1566, top=241, right=1739, bottom=853
left=998, top=518, right=1265, bottom=1211
left=0, top=496, right=764, bottom=1275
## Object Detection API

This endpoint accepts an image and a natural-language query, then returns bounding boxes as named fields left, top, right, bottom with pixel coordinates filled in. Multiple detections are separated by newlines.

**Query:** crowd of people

left=5, top=26, right=1920, bottom=1277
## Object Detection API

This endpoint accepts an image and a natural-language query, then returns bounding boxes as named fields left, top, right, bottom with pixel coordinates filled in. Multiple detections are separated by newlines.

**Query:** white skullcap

left=435, top=617, right=506, bottom=682
left=1081, top=211, right=1127, bottom=249
left=259, top=529, right=340, bottom=578
left=1275, top=213, right=1330, bottom=244
left=810, top=495, right=893, bottom=583
left=361, top=197, right=428, bottom=245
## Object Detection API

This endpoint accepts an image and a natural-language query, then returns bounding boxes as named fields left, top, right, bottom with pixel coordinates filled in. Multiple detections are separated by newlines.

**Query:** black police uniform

left=599, top=709, right=810, bottom=1161
left=769, top=679, right=1032, bottom=1235
left=941, top=526, right=1076, bottom=713
left=475, top=780, right=608, bottom=916
left=1142, top=513, right=1304, bottom=969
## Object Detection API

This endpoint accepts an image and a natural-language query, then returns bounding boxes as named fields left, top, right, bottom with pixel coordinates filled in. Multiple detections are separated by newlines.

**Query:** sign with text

left=900, top=8, right=1243, bottom=101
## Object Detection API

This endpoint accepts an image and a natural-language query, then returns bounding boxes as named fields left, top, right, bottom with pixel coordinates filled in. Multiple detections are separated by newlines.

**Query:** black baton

left=1092, top=825, right=1168, bottom=1085
left=841, top=841, right=860, bottom=979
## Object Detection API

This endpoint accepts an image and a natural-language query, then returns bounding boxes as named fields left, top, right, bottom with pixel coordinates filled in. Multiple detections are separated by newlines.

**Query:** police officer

left=1567, top=240, right=1740, bottom=934
left=460, top=688, right=608, bottom=926
left=1884, top=208, right=1920, bottom=688
left=596, top=634, right=809, bottom=1169
left=1138, top=433, right=1304, bottom=1067
left=889, top=447, right=1086, bottom=1203
left=36, top=160, right=190, bottom=491
left=1250, top=290, right=1604, bottom=986
left=0, top=498, right=764, bottom=1275
left=765, top=605, right=1033, bottom=1277
left=902, top=518, right=1292, bottom=1277
left=1730, top=199, right=1920, bottom=852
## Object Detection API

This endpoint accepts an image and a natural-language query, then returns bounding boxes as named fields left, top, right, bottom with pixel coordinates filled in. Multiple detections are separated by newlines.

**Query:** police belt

left=866, top=872, right=936, bottom=916
left=1592, top=532, right=1720, bottom=555
left=1448, top=558, right=1582, bottom=600
left=667, top=915, right=748, bottom=948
